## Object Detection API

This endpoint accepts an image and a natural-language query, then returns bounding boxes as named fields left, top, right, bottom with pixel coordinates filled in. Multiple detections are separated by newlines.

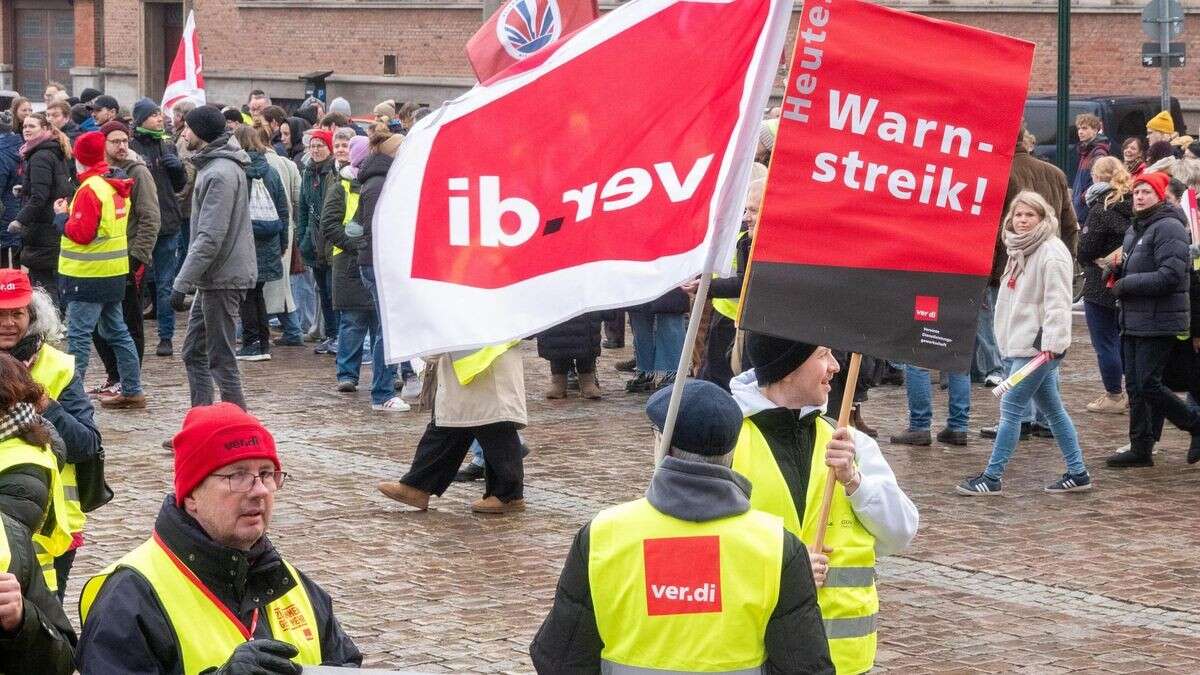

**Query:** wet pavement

left=66, top=313, right=1200, bottom=672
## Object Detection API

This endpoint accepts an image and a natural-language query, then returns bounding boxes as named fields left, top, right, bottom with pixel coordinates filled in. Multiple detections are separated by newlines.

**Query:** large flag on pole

left=161, top=10, right=206, bottom=112
left=467, top=0, right=599, bottom=84
left=740, top=0, right=1034, bottom=371
left=375, top=0, right=793, bottom=361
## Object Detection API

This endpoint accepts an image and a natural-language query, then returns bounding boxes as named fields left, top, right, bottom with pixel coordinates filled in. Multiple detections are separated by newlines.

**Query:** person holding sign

left=531, top=380, right=833, bottom=674
left=728, top=335, right=918, bottom=675
left=958, top=191, right=1093, bottom=495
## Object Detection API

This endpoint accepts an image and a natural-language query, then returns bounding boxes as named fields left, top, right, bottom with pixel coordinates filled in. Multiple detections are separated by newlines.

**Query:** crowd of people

left=0, top=79, right=1194, bottom=674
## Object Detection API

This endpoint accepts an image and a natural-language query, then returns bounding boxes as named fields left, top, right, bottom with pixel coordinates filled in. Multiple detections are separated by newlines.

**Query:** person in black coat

left=1077, top=157, right=1134, bottom=414
left=1106, top=171, right=1198, bottom=468
left=9, top=115, right=74, bottom=304
left=537, top=312, right=605, bottom=399
left=234, top=127, right=289, bottom=362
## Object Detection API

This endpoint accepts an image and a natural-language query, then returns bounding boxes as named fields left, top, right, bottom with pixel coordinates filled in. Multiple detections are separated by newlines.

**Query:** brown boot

left=850, top=404, right=878, bottom=438
left=377, top=481, right=430, bottom=510
left=580, top=373, right=602, bottom=400
left=546, top=373, right=568, bottom=399
left=472, top=495, right=526, bottom=514
left=100, top=393, right=147, bottom=409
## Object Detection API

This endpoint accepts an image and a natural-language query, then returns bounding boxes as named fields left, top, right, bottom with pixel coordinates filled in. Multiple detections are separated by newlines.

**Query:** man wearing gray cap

left=531, top=379, right=832, bottom=674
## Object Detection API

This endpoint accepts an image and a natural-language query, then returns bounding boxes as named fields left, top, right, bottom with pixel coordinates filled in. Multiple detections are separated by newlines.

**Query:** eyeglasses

left=210, top=470, right=289, bottom=493
left=107, top=138, right=129, bottom=146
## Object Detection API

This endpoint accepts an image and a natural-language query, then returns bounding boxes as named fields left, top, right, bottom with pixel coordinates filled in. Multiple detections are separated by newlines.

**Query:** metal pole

left=1055, top=0, right=1071, bottom=174
left=1160, top=0, right=1171, bottom=110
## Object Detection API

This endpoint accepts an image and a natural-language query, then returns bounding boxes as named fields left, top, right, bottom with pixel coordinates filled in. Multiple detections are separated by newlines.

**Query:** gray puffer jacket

left=1114, top=202, right=1191, bottom=337
left=173, top=134, right=257, bottom=293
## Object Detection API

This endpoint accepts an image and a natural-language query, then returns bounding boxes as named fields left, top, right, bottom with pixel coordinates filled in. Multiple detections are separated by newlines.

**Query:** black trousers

left=550, top=357, right=595, bottom=375
left=700, top=312, right=738, bottom=392
left=401, top=421, right=524, bottom=502
left=604, top=311, right=625, bottom=344
left=0, top=246, right=18, bottom=268
left=27, top=267, right=59, bottom=308
left=53, top=549, right=77, bottom=603
left=96, top=279, right=145, bottom=383
left=1124, top=335, right=1200, bottom=452
left=239, top=282, right=271, bottom=350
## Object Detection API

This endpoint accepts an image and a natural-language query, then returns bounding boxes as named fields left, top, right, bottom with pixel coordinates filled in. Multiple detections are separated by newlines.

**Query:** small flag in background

left=161, top=10, right=206, bottom=112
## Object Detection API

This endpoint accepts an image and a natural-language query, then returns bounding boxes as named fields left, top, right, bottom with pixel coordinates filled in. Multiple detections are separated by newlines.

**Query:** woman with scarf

left=957, top=191, right=1092, bottom=496
left=7, top=113, right=73, bottom=304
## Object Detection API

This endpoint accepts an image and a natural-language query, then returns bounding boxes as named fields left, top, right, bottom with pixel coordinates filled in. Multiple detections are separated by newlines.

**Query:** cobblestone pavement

left=64, top=314, right=1200, bottom=673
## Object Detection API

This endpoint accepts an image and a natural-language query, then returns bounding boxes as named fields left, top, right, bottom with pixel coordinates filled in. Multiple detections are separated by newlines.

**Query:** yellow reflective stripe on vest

left=59, top=174, right=130, bottom=278
left=450, top=341, right=519, bottom=386
left=711, top=230, right=748, bottom=321
left=80, top=537, right=322, bottom=674
left=332, top=179, right=361, bottom=258
left=0, top=517, right=9, bottom=573
left=732, top=417, right=879, bottom=675
left=33, top=538, right=57, bottom=591
left=603, top=663, right=762, bottom=675
left=589, top=498, right=782, bottom=673
left=0, top=437, right=73, bottom=565
left=28, top=344, right=85, bottom=533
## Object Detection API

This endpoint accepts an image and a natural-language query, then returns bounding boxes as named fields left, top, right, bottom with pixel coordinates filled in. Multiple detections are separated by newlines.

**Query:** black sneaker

left=273, top=336, right=303, bottom=347
left=615, top=358, right=637, bottom=373
left=956, top=474, right=1002, bottom=496
left=453, top=463, right=484, bottom=482
left=936, top=428, right=968, bottom=446
left=654, top=372, right=676, bottom=391
left=155, top=339, right=173, bottom=357
left=1045, top=471, right=1093, bottom=493
left=1030, top=423, right=1055, bottom=439
left=980, top=422, right=1032, bottom=440
left=625, top=372, right=653, bottom=393
left=1106, top=447, right=1153, bottom=468
left=890, top=429, right=932, bottom=446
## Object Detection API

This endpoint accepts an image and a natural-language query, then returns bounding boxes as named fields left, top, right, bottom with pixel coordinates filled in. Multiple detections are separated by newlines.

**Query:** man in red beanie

left=53, top=130, right=146, bottom=409
left=297, top=127, right=339, bottom=355
left=77, top=402, right=362, bottom=673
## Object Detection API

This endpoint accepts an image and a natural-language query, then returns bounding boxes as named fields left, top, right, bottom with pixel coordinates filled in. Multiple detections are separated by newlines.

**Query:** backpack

left=248, top=177, right=279, bottom=222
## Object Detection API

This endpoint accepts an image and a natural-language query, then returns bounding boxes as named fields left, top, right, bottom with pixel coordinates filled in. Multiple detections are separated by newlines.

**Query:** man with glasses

left=76, top=403, right=362, bottom=673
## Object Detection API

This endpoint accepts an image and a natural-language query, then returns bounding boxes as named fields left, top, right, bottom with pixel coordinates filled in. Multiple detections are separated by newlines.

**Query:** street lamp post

left=1055, top=0, right=1071, bottom=174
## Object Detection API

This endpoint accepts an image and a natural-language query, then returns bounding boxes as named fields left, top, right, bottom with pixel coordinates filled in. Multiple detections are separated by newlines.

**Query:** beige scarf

left=1003, top=218, right=1056, bottom=285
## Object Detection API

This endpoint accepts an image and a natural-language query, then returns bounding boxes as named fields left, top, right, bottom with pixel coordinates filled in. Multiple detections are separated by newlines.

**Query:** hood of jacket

left=1133, top=201, right=1188, bottom=234
left=77, top=165, right=134, bottom=200
left=111, top=148, right=148, bottom=174
left=730, top=368, right=826, bottom=419
left=245, top=150, right=271, bottom=179
left=645, top=455, right=751, bottom=522
left=192, top=133, right=251, bottom=171
left=0, top=132, right=21, bottom=153
left=357, top=152, right=393, bottom=184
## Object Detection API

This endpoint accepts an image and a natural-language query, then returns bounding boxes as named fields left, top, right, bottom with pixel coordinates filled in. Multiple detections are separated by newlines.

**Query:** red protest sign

left=740, top=0, right=1034, bottom=371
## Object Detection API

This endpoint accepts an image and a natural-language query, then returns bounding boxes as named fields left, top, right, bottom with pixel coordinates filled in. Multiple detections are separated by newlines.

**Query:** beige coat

left=433, top=348, right=528, bottom=428
left=994, top=236, right=1074, bottom=358
left=264, top=151, right=301, bottom=315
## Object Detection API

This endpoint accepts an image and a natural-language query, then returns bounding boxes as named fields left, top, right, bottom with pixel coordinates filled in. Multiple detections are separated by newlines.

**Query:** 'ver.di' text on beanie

left=172, top=403, right=281, bottom=505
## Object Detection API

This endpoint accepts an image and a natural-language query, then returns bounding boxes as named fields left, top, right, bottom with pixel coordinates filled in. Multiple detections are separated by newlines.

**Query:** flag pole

left=654, top=239, right=725, bottom=464
left=810, top=351, right=862, bottom=553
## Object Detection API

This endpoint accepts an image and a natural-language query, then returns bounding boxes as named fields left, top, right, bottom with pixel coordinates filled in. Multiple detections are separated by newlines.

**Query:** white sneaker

left=984, top=373, right=1004, bottom=388
left=373, top=396, right=411, bottom=412
left=400, top=375, right=422, bottom=401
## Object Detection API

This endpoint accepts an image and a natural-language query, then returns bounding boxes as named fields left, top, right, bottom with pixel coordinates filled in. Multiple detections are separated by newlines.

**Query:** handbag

left=75, top=447, right=114, bottom=513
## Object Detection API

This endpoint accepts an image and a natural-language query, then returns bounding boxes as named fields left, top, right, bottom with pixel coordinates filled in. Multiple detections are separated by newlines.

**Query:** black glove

left=214, top=639, right=302, bottom=675
left=170, top=290, right=189, bottom=312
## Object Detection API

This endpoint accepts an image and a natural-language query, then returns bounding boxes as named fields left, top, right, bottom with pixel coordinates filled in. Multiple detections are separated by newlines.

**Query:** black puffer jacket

left=14, top=137, right=74, bottom=272
left=319, top=172, right=373, bottom=311
left=1113, top=202, right=1191, bottom=336
left=355, top=153, right=393, bottom=268
left=0, top=512, right=76, bottom=673
left=129, top=129, right=187, bottom=237
left=537, top=312, right=604, bottom=362
left=1077, top=190, right=1133, bottom=309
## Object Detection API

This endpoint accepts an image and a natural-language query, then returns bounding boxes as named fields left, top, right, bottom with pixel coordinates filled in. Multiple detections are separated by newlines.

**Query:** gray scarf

left=1003, top=218, right=1056, bottom=285
left=1084, top=181, right=1111, bottom=207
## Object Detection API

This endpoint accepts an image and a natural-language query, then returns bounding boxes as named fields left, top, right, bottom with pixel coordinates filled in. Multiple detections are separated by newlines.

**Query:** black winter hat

left=185, top=105, right=227, bottom=144
left=92, top=95, right=120, bottom=112
left=131, top=98, right=160, bottom=127
left=746, top=332, right=819, bottom=385
left=646, top=380, right=743, bottom=457
left=79, top=88, right=102, bottom=104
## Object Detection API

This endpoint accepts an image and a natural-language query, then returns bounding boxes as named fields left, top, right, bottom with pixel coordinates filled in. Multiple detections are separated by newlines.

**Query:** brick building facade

left=1, top=0, right=1198, bottom=123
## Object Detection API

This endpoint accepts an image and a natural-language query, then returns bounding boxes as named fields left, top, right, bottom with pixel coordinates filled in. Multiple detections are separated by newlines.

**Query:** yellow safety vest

left=450, top=340, right=520, bottom=386
left=712, top=230, right=748, bottom=321
left=80, top=533, right=323, bottom=674
left=0, top=516, right=8, bottom=573
left=28, top=343, right=85, bottom=535
left=732, top=417, right=878, bottom=675
left=589, top=498, right=783, bottom=673
left=0, top=436, right=73, bottom=592
left=330, top=178, right=359, bottom=258
left=58, top=174, right=130, bottom=278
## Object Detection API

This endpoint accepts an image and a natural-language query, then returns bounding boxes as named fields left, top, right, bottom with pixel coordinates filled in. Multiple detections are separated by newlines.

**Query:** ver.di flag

left=740, top=0, right=1034, bottom=371
left=374, top=0, right=793, bottom=361
left=467, top=0, right=599, bottom=84
left=161, top=10, right=206, bottom=112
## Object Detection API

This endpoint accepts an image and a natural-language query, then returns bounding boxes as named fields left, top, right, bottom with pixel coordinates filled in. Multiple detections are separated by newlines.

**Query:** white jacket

left=994, top=237, right=1074, bottom=358
left=730, top=370, right=919, bottom=557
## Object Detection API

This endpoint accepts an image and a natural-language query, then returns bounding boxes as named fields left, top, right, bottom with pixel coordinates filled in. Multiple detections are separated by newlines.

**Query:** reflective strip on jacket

left=331, top=178, right=360, bottom=258
left=712, top=230, right=748, bottom=321
left=58, top=174, right=131, bottom=278
left=450, top=340, right=520, bottom=386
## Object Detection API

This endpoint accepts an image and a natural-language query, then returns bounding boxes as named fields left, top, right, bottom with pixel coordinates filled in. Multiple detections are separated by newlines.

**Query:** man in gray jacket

left=170, top=106, right=257, bottom=410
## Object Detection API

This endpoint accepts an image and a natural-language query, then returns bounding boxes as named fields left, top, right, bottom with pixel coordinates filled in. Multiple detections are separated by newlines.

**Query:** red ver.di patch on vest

left=643, top=536, right=722, bottom=616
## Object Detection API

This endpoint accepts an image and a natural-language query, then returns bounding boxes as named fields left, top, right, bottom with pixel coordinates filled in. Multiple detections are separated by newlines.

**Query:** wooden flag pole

left=809, top=351, right=862, bottom=554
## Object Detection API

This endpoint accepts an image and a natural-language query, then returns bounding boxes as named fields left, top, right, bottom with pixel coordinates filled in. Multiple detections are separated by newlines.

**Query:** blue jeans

left=1084, top=300, right=1123, bottom=394
left=290, top=269, right=318, bottom=334
left=630, top=312, right=686, bottom=375
left=152, top=232, right=179, bottom=341
left=336, top=309, right=397, bottom=405
left=984, top=357, right=1086, bottom=479
left=360, top=265, right=415, bottom=379
left=972, top=285, right=1004, bottom=381
left=903, top=365, right=970, bottom=432
left=274, top=309, right=302, bottom=342
left=66, top=300, right=142, bottom=395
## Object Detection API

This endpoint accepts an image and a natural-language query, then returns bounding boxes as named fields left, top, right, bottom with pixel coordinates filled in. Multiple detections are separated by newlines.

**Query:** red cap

left=74, top=131, right=107, bottom=167
left=309, top=129, right=333, bottom=153
left=172, top=403, right=280, bottom=506
left=0, top=269, right=33, bottom=309
left=1133, top=171, right=1170, bottom=201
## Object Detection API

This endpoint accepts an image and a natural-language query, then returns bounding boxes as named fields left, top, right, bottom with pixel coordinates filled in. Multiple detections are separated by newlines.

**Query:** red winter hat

left=74, top=131, right=107, bottom=167
left=172, top=403, right=280, bottom=505
left=309, top=129, right=333, bottom=153
left=1133, top=171, right=1170, bottom=201
left=0, top=269, right=32, bottom=309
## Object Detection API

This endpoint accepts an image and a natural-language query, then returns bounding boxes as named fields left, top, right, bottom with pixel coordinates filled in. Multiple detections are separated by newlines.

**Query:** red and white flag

left=375, top=0, right=792, bottom=361
left=466, top=0, right=598, bottom=84
left=161, top=10, right=206, bottom=112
